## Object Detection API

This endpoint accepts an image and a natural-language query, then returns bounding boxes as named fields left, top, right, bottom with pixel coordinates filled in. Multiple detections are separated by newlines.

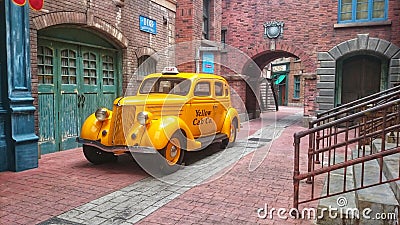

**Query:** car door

left=188, top=80, right=216, bottom=137
left=213, top=81, right=229, bottom=132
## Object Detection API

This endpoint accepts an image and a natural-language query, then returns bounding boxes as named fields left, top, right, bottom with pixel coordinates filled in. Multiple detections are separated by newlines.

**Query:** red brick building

left=174, top=0, right=400, bottom=121
left=219, top=0, right=400, bottom=119
left=20, top=0, right=400, bottom=156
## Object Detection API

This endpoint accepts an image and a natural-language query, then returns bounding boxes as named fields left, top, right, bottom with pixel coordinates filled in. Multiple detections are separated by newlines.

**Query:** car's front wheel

left=159, top=131, right=186, bottom=173
left=83, top=145, right=117, bottom=165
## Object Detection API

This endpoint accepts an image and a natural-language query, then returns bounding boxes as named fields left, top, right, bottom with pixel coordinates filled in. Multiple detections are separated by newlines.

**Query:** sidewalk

left=0, top=106, right=320, bottom=225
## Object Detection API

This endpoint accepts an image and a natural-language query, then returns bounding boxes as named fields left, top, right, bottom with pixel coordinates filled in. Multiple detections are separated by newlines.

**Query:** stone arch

left=32, top=12, right=128, bottom=48
left=134, top=46, right=157, bottom=59
left=316, top=34, right=400, bottom=111
left=245, top=40, right=317, bottom=73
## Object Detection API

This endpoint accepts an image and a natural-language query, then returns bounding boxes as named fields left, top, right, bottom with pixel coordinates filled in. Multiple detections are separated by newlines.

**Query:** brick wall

left=225, top=78, right=247, bottom=114
left=222, top=0, right=400, bottom=69
left=175, top=0, right=222, bottom=72
left=303, top=74, right=318, bottom=117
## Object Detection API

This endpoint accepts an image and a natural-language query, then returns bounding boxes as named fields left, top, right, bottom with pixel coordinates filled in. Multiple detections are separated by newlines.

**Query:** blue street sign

left=202, top=52, right=214, bottom=74
left=139, top=16, right=157, bottom=35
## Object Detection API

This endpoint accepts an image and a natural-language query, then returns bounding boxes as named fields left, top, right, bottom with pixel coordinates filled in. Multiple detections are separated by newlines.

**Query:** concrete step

left=317, top=154, right=358, bottom=225
left=371, top=139, right=400, bottom=206
left=352, top=147, right=399, bottom=225
left=317, top=146, right=399, bottom=225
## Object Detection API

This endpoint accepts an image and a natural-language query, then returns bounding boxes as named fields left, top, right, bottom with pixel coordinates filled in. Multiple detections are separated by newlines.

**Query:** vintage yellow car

left=77, top=67, right=239, bottom=173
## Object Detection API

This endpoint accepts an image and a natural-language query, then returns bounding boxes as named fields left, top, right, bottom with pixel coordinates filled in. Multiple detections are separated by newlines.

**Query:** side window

left=215, top=82, right=223, bottom=96
left=194, top=82, right=210, bottom=96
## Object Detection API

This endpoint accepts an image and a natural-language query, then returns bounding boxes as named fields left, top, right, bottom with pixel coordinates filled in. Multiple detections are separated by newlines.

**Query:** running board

left=191, top=133, right=228, bottom=151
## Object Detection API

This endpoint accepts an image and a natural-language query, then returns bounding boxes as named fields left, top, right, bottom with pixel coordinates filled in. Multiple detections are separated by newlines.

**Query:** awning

left=274, top=75, right=286, bottom=85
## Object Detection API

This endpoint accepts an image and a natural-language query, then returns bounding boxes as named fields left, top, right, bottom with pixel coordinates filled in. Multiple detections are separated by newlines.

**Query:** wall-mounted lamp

left=114, top=0, right=124, bottom=7
left=163, top=16, right=168, bottom=25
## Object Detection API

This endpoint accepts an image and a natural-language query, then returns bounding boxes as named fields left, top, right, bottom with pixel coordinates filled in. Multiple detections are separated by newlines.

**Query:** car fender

left=221, top=108, right=240, bottom=136
left=140, top=116, right=200, bottom=151
left=80, top=113, right=104, bottom=140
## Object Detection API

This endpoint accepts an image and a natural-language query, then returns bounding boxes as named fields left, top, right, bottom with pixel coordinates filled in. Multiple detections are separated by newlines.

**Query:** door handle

left=81, top=94, right=86, bottom=107
left=77, top=94, right=86, bottom=108
left=77, top=94, right=82, bottom=108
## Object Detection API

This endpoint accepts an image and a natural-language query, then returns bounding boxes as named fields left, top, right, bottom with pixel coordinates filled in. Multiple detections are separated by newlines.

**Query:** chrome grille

left=111, top=105, right=136, bottom=145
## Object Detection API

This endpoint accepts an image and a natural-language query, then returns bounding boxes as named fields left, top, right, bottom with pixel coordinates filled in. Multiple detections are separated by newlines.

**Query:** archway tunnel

left=241, top=50, right=298, bottom=119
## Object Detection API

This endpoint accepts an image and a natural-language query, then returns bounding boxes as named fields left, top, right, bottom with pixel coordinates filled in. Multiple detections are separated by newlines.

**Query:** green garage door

left=37, top=38, right=120, bottom=154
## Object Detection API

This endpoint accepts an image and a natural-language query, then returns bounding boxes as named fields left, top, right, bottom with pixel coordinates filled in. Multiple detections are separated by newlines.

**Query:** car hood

left=114, top=94, right=188, bottom=106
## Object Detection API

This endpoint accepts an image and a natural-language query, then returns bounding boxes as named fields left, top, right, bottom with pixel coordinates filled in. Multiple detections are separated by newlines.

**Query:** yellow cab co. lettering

left=193, top=109, right=212, bottom=125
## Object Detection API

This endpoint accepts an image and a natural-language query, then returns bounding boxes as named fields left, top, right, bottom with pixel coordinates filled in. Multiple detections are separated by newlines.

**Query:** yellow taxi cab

left=77, top=67, right=239, bottom=173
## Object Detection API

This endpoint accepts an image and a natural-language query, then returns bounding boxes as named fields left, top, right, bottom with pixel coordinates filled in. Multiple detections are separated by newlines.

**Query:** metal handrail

left=299, top=99, right=400, bottom=138
left=293, top=94, right=400, bottom=212
left=316, top=85, right=400, bottom=119
left=311, top=90, right=400, bottom=127
left=267, top=78, right=279, bottom=111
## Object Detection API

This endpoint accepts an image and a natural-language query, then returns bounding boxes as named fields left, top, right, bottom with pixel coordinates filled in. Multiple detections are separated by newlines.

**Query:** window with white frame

left=338, top=0, right=387, bottom=23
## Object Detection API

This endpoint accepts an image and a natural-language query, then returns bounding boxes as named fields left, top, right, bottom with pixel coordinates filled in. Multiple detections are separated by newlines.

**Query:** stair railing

left=309, top=88, right=400, bottom=164
left=267, top=77, right=279, bottom=111
left=293, top=97, right=400, bottom=213
left=316, top=85, right=400, bottom=119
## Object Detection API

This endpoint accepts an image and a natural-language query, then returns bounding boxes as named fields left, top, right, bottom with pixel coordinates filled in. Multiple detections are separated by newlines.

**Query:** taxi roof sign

left=162, top=66, right=179, bottom=75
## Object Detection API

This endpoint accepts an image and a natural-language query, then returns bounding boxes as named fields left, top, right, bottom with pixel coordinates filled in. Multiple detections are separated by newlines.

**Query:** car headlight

left=95, top=108, right=110, bottom=121
left=137, top=111, right=152, bottom=125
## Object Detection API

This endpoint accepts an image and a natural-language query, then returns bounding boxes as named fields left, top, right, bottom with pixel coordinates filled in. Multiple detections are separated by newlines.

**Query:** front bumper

left=76, top=137, right=157, bottom=154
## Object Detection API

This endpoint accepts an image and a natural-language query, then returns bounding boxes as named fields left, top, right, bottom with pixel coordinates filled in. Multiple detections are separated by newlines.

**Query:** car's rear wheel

left=221, top=120, right=237, bottom=149
left=159, top=131, right=186, bottom=173
left=83, top=145, right=117, bottom=165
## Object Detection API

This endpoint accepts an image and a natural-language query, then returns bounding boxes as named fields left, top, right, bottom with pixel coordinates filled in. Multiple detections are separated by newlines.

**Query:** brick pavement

left=0, top=107, right=323, bottom=225
left=0, top=149, right=148, bottom=224
left=138, top=107, right=321, bottom=225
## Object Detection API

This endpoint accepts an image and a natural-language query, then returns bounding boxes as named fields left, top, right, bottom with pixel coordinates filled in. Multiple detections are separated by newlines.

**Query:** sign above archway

left=263, top=21, right=284, bottom=39
left=12, top=0, right=44, bottom=11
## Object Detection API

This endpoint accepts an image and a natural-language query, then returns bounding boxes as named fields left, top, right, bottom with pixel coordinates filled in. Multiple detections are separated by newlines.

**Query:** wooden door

left=38, top=40, right=119, bottom=153
left=341, top=55, right=381, bottom=104
left=213, top=81, right=228, bottom=132
left=189, top=80, right=216, bottom=137
left=38, top=44, right=57, bottom=154
left=58, top=45, right=80, bottom=150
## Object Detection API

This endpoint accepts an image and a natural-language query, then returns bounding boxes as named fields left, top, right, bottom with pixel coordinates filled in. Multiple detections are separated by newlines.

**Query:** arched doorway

left=37, top=27, right=122, bottom=154
left=316, top=34, right=400, bottom=112
left=242, top=49, right=301, bottom=118
left=337, top=54, right=388, bottom=105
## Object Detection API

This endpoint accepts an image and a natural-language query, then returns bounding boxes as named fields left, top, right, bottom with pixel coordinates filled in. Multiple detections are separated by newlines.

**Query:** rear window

left=194, top=82, right=211, bottom=96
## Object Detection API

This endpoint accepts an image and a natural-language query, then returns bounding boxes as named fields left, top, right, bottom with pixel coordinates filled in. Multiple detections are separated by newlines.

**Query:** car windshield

left=139, top=77, right=191, bottom=96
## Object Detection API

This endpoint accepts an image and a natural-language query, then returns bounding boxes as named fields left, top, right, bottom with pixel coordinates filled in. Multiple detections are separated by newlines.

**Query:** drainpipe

left=195, top=48, right=200, bottom=73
